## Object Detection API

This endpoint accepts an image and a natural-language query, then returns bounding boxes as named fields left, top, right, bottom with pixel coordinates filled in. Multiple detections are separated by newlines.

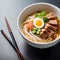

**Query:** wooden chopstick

left=4, top=17, right=22, bottom=60
left=1, top=30, right=25, bottom=60
left=4, top=17, right=19, bottom=50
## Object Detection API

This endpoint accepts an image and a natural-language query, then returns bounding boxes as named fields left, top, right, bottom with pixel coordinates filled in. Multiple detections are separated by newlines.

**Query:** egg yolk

left=36, top=20, right=42, bottom=26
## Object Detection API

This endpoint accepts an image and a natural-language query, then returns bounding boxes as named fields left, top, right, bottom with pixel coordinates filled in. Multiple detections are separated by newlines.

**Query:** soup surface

left=21, top=11, right=60, bottom=43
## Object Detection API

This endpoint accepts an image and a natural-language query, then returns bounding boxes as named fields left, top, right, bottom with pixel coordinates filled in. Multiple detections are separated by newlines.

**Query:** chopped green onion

left=43, top=17, right=49, bottom=23
left=35, top=13, right=41, bottom=18
left=37, top=28, right=41, bottom=31
left=36, top=31, right=40, bottom=34
left=40, top=11, right=47, bottom=17
left=32, top=30, right=36, bottom=34
left=32, top=28, right=41, bottom=35
left=35, top=13, right=38, bottom=17
left=34, top=28, right=38, bottom=31
left=35, top=11, right=47, bottom=18
left=36, top=28, right=41, bottom=35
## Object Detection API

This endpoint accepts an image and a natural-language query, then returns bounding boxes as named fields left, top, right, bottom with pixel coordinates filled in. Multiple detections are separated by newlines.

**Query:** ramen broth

left=21, top=11, right=60, bottom=43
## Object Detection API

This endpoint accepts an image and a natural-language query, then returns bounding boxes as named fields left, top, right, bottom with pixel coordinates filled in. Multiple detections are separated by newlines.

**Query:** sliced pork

left=45, top=23, right=57, bottom=31
left=46, top=12, right=56, bottom=19
left=41, top=27, right=55, bottom=38
left=48, top=19, right=57, bottom=26
left=45, top=27, right=55, bottom=36
left=40, top=32, right=48, bottom=39
left=40, top=22, right=57, bottom=39
left=42, top=29, right=50, bottom=36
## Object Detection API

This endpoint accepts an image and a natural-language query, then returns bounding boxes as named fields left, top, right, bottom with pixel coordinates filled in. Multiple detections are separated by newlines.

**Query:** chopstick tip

left=0, top=30, right=3, bottom=33
left=4, top=16, right=6, bottom=18
left=4, top=17, right=7, bottom=20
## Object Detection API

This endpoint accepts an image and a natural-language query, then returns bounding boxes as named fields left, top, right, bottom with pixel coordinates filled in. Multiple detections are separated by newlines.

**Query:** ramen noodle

left=21, top=11, right=59, bottom=43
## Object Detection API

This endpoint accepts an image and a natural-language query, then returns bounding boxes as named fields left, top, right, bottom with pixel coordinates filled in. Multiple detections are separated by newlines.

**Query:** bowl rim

left=17, top=2, right=60, bottom=45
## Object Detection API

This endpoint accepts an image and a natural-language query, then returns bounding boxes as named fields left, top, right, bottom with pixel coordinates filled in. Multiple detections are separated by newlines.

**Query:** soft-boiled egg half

left=33, top=18, right=44, bottom=28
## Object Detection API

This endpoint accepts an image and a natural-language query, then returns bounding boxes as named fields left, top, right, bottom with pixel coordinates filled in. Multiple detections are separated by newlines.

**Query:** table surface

left=0, top=0, right=60, bottom=60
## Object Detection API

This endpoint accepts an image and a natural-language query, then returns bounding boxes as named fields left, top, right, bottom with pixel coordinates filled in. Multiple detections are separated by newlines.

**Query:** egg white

left=33, top=18, right=44, bottom=28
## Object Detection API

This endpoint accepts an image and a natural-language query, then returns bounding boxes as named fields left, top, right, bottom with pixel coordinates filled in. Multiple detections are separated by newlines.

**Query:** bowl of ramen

left=17, top=3, right=60, bottom=48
